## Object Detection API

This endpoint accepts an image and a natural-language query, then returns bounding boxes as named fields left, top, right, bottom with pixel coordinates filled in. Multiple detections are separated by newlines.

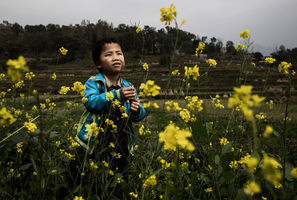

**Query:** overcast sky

left=1, top=0, right=297, bottom=55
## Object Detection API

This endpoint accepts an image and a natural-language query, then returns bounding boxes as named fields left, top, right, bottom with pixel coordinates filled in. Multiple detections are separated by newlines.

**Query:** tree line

left=0, top=19, right=296, bottom=66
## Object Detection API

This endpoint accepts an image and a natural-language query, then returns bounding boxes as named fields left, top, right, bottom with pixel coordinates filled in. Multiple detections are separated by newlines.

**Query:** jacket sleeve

left=84, top=78, right=124, bottom=113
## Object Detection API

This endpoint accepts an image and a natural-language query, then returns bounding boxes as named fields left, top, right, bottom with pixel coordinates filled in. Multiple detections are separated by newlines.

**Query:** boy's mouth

left=112, top=62, right=121, bottom=67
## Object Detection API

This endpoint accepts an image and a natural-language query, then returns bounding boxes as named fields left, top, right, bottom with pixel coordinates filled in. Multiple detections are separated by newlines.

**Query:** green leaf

left=215, top=154, right=220, bottom=165
left=285, top=162, right=294, bottom=181
left=222, top=142, right=232, bottom=154
left=19, top=163, right=32, bottom=171
left=49, top=131, right=59, bottom=138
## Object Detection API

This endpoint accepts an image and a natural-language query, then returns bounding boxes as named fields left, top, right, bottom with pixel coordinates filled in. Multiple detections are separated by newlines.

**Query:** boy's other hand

left=122, top=87, right=136, bottom=100
left=130, top=98, right=140, bottom=113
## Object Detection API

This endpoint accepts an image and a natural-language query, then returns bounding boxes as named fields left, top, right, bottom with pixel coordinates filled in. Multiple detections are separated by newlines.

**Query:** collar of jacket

left=93, top=73, right=132, bottom=87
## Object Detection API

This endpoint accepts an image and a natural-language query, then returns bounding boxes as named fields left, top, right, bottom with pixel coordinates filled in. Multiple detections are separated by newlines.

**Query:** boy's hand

left=130, top=98, right=140, bottom=113
left=122, top=87, right=136, bottom=100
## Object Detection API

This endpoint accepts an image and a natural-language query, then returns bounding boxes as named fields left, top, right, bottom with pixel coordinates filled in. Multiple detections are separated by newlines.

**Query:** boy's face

left=98, top=43, right=125, bottom=76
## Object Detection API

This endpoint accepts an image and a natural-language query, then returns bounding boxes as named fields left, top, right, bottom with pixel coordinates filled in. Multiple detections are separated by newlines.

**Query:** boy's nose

left=112, top=55, right=120, bottom=61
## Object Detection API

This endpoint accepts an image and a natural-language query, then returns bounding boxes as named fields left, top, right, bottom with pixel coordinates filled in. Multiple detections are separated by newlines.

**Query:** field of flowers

left=1, top=4, right=297, bottom=200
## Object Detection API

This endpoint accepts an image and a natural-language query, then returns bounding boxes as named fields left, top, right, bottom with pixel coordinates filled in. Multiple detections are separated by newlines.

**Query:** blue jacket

left=75, top=73, right=146, bottom=154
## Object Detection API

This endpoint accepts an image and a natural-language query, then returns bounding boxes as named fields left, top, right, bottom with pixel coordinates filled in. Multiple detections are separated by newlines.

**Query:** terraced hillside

left=1, top=56, right=296, bottom=102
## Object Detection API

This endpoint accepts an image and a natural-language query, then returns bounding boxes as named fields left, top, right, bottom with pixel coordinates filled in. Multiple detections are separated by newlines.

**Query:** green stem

left=282, top=77, right=291, bottom=188
left=0, top=115, right=40, bottom=145
left=251, top=117, right=258, bottom=153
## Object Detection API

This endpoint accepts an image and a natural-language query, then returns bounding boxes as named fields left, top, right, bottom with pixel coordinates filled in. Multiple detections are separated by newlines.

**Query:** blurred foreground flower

left=159, top=122, right=194, bottom=152
left=240, top=29, right=250, bottom=39
left=136, top=27, right=142, bottom=33
left=160, top=3, right=177, bottom=25
left=236, top=43, right=246, bottom=52
left=6, top=56, right=29, bottom=81
left=243, top=181, right=261, bottom=196
left=263, top=125, right=273, bottom=137
left=0, top=107, right=16, bottom=127
left=261, top=153, right=282, bottom=187
left=228, top=85, right=265, bottom=121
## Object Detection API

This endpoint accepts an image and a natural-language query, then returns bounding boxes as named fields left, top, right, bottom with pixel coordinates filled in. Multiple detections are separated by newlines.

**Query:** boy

left=75, top=38, right=146, bottom=172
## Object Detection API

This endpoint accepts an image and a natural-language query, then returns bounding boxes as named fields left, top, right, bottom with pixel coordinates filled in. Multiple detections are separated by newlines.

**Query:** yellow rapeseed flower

left=59, top=86, right=70, bottom=95
left=85, top=122, right=99, bottom=137
left=25, top=72, right=35, bottom=80
left=261, top=153, right=282, bottom=186
left=291, top=167, right=297, bottom=179
left=229, top=161, right=239, bottom=169
left=205, top=187, right=213, bottom=193
left=0, top=73, right=6, bottom=81
left=143, top=101, right=159, bottom=109
left=71, top=81, right=86, bottom=96
left=219, top=137, right=229, bottom=145
left=278, top=61, right=292, bottom=75
left=6, top=56, right=29, bottom=81
left=243, top=156, right=259, bottom=173
left=236, top=43, right=246, bottom=52
left=129, top=192, right=138, bottom=198
left=196, top=42, right=205, bottom=56
left=136, top=27, right=142, bottom=33
left=265, top=57, right=276, bottom=64
left=40, top=103, right=46, bottom=110
left=243, top=181, right=261, bottom=196
left=159, top=123, right=195, bottom=152
left=228, top=85, right=265, bottom=121
left=184, top=65, right=200, bottom=80
left=142, top=62, right=149, bottom=70
left=240, top=29, right=250, bottom=39
left=139, top=125, right=151, bottom=135
left=106, top=92, right=114, bottom=101
left=59, top=47, right=68, bottom=55
left=139, top=80, right=160, bottom=97
left=263, top=125, right=273, bottom=137
left=51, top=73, right=57, bottom=80
left=24, top=122, right=37, bottom=133
left=171, top=69, right=180, bottom=76
left=16, top=142, right=23, bottom=153
left=206, top=59, right=217, bottom=67
left=81, top=97, right=88, bottom=103
left=185, top=96, right=203, bottom=112
left=142, top=174, right=157, bottom=188
left=160, top=3, right=177, bottom=25
left=90, top=161, right=98, bottom=169
left=0, top=107, right=16, bottom=127
left=165, top=101, right=182, bottom=112
left=73, top=196, right=84, bottom=200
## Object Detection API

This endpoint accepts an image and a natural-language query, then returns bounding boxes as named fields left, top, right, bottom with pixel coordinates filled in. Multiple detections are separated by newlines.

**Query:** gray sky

left=1, top=0, right=297, bottom=55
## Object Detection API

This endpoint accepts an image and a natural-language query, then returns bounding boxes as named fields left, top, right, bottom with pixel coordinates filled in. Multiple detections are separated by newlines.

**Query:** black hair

left=92, top=37, right=121, bottom=66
